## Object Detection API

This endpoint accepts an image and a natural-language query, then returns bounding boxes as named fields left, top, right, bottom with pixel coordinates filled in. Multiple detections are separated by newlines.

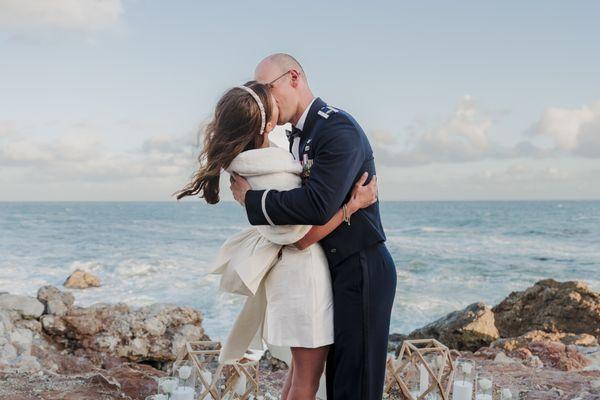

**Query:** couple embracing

left=176, top=53, right=397, bottom=400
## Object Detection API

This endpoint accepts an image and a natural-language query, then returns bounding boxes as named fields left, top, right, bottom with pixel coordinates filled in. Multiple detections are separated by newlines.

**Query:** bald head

left=255, top=53, right=307, bottom=84
left=254, top=53, right=314, bottom=126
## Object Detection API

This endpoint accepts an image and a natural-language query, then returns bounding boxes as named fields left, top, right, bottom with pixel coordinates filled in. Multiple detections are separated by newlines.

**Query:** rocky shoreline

left=1, top=278, right=599, bottom=399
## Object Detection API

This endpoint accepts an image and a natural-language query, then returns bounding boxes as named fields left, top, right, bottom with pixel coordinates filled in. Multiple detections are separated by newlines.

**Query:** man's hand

left=230, top=173, right=251, bottom=206
left=347, top=172, right=378, bottom=214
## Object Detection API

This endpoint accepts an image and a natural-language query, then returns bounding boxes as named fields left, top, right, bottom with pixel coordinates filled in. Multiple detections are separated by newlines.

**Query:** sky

left=0, top=0, right=599, bottom=201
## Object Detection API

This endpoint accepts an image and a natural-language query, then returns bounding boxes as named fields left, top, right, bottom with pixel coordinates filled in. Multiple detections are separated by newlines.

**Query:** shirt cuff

left=245, top=189, right=269, bottom=225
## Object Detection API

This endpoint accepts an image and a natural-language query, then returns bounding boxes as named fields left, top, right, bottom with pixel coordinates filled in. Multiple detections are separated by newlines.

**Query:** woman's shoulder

left=228, top=144, right=300, bottom=175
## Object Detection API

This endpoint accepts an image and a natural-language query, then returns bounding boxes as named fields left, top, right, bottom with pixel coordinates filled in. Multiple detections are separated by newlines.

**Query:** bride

left=175, top=82, right=376, bottom=400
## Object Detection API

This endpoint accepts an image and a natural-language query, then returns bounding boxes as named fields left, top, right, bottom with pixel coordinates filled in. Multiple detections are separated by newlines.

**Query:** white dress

left=210, top=145, right=334, bottom=363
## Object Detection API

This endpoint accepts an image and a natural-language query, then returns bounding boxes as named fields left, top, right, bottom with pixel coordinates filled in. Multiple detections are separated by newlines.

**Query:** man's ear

left=289, top=69, right=301, bottom=88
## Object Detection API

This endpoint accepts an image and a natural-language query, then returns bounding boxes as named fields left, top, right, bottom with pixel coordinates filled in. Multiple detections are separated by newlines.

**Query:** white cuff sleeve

left=261, top=189, right=275, bottom=226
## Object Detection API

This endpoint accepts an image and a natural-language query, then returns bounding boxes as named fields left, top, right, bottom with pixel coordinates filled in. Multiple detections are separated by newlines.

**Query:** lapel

left=298, top=98, right=326, bottom=158
left=301, top=97, right=326, bottom=140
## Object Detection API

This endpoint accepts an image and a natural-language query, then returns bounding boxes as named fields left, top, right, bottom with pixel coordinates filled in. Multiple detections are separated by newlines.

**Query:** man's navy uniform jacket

left=244, top=97, right=386, bottom=266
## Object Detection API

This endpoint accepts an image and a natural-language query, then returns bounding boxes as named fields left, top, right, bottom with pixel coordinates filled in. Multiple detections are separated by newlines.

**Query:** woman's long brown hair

left=173, top=81, right=273, bottom=204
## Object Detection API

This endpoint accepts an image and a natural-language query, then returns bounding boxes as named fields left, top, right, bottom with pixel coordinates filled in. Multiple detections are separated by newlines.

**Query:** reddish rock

left=492, top=279, right=600, bottom=338
left=527, top=341, right=590, bottom=371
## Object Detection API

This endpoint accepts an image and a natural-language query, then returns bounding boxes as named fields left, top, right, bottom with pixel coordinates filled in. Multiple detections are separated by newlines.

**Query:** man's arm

left=240, top=116, right=366, bottom=226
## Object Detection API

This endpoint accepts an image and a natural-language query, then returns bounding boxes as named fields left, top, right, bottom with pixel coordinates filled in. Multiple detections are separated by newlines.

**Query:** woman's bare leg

left=287, top=346, right=329, bottom=400
left=281, top=357, right=294, bottom=400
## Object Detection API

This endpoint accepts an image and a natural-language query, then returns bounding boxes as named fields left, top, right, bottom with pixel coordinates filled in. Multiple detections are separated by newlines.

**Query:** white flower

left=178, top=365, right=192, bottom=380
left=160, top=379, right=178, bottom=393
left=502, top=388, right=513, bottom=399
left=479, top=378, right=492, bottom=391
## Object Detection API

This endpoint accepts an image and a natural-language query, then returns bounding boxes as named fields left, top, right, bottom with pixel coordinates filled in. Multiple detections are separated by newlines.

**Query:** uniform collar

left=293, top=97, right=316, bottom=131
left=295, top=97, right=327, bottom=136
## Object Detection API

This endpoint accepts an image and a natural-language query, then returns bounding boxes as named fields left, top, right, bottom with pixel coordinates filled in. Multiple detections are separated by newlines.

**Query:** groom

left=231, top=53, right=397, bottom=400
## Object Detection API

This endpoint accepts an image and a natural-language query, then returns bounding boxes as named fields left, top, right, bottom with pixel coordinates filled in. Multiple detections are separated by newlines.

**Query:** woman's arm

left=294, top=173, right=378, bottom=251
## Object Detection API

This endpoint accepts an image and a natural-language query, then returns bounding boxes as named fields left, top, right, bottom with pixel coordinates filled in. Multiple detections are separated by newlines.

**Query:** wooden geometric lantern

left=384, top=338, right=455, bottom=400
left=173, top=341, right=260, bottom=400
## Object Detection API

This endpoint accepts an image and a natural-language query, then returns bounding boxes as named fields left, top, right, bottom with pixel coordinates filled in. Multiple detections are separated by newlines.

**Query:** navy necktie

left=286, top=126, right=302, bottom=143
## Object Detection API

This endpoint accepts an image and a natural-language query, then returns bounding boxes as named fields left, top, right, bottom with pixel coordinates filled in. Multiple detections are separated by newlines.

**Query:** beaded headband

left=236, top=85, right=266, bottom=135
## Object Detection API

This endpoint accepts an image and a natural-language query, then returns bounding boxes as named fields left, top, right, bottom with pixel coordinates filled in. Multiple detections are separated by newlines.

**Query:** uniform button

left=330, top=248, right=337, bottom=253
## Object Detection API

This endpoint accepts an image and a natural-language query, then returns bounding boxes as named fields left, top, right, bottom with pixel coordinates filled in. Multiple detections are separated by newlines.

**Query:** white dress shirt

left=291, top=97, right=316, bottom=161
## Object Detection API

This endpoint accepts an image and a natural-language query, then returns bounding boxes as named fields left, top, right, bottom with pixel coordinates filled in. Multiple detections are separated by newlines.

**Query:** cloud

left=529, top=102, right=600, bottom=158
left=372, top=95, right=540, bottom=166
left=0, top=0, right=124, bottom=33
left=0, top=127, right=199, bottom=183
left=469, top=164, right=570, bottom=185
left=372, top=97, right=600, bottom=167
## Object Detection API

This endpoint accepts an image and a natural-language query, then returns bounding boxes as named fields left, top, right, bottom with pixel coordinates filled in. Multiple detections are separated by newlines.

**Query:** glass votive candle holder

left=173, top=361, right=196, bottom=388
left=452, top=359, right=475, bottom=400
left=145, top=395, right=168, bottom=400
left=158, top=376, right=179, bottom=396
left=475, top=372, right=493, bottom=400
left=500, top=387, right=520, bottom=400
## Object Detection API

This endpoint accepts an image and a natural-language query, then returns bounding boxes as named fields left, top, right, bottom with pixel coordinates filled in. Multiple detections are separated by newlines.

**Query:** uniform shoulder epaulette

left=317, top=105, right=339, bottom=119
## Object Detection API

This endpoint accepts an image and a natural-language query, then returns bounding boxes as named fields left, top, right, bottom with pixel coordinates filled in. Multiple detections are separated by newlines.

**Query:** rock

left=63, top=269, right=101, bottom=289
left=14, top=354, right=41, bottom=373
left=493, top=279, right=600, bottom=338
left=9, top=328, right=33, bottom=356
left=13, top=319, right=42, bottom=334
left=37, top=285, right=75, bottom=316
left=407, top=302, right=500, bottom=351
left=491, top=330, right=591, bottom=371
left=1, top=343, right=17, bottom=362
left=388, top=333, right=406, bottom=354
left=527, top=341, right=590, bottom=371
left=41, top=301, right=209, bottom=363
left=524, top=354, right=545, bottom=368
left=40, top=314, right=68, bottom=335
left=494, top=351, right=517, bottom=364
left=493, top=330, right=598, bottom=351
left=0, top=294, right=44, bottom=319
left=260, top=350, right=288, bottom=371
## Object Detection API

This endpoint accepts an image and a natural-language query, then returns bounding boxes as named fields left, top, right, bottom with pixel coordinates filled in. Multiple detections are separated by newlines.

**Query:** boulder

left=0, top=294, right=44, bottom=319
left=492, top=330, right=598, bottom=351
left=491, top=331, right=591, bottom=371
left=63, top=269, right=101, bottom=289
left=260, top=350, right=289, bottom=371
left=37, top=285, right=75, bottom=316
left=407, top=302, right=500, bottom=351
left=492, top=279, right=600, bottom=338
left=40, top=294, right=209, bottom=362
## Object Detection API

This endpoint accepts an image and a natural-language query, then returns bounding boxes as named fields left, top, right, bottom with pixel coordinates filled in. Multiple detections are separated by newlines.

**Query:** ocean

left=0, top=201, right=598, bottom=340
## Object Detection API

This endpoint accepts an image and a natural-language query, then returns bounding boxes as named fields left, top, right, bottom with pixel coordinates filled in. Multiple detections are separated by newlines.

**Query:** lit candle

left=419, top=363, right=429, bottom=394
left=452, top=380, right=473, bottom=400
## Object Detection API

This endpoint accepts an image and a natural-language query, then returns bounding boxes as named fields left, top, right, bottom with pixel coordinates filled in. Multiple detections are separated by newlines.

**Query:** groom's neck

left=291, top=91, right=315, bottom=126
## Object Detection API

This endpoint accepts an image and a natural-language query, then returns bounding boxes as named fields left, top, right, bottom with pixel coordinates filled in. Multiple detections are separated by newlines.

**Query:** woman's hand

left=347, top=172, right=378, bottom=214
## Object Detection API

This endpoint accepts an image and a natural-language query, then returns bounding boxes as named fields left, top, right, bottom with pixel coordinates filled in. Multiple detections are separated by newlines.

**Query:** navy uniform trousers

left=326, top=241, right=397, bottom=400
